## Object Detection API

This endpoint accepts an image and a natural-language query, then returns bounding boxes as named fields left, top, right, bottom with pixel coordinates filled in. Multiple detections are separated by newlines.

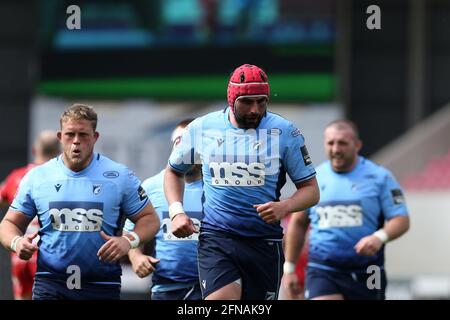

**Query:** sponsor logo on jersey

left=300, top=145, right=312, bottom=166
left=173, top=128, right=281, bottom=171
left=55, top=184, right=62, bottom=192
left=268, top=128, right=282, bottom=135
left=253, top=141, right=262, bottom=150
left=161, top=210, right=202, bottom=241
left=138, top=186, right=148, bottom=201
left=103, top=171, right=119, bottom=178
left=209, top=162, right=265, bottom=186
left=391, top=189, right=405, bottom=204
left=291, top=128, right=301, bottom=137
left=315, top=201, right=363, bottom=228
left=93, top=184, right=101, bottom=195
left=49, top=201, right=103, bottom=232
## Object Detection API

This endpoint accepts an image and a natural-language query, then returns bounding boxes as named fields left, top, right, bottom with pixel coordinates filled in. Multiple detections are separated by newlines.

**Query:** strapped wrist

left=10, top=235, right=23, bottom=253
left=373, top=229, right=389, bottom=243
left=169, top=201, right=185, bottom=220
left=122, top=231, right=140, bottom=249
left=283, top=261, right=296, bottom=274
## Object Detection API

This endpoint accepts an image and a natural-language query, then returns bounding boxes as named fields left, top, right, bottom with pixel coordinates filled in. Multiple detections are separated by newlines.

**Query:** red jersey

left=1, top=163, right=39, bottom=299
left=0, top=163, right=36, bottom=205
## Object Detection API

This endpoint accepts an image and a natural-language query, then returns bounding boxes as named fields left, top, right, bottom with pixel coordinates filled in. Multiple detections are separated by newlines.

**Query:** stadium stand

left=373, top=103, right=450, bottom=299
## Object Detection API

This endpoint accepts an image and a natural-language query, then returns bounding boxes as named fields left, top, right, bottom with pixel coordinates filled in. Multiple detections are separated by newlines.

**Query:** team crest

left=93, top=184, right=102, bottom=195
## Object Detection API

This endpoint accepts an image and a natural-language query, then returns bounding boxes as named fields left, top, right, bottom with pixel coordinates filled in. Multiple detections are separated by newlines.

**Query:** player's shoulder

left=8, top=164, right=30, bottom=176
left=96, top=154, right=134, bottom=179
left=194, top=109, right=225, bottom=127
left=359, top=157, right=393, bottom=179
left=142, top=170, right=164, bottom=191
left=265, top=111, right=300, bottom=134
left=28, top=157, right=58, bottom=177
left=3, top=165, right=30, bottom=184
left=316, top=161, right=333, bottom=175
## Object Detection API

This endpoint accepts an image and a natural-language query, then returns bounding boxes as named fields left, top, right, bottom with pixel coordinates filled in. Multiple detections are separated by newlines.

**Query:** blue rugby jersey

left=307, top=156, right=409, bottom=270
left=11, top=153, right=149, bottom=284
left=124, top=170, right=203, bottom=292
left=169, top=107, right=316, bottom=239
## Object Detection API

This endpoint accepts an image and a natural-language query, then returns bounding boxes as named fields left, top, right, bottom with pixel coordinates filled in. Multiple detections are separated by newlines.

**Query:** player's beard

left=330, top=152, right=357, bottom=172
left=233, top=108, right=265, bottom=129
left=64, top=148, right=94, bottom=172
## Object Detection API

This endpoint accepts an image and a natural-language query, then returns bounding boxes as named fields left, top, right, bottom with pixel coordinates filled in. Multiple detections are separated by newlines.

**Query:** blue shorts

left=151, top=284, right=202, bottom=300
left=198, top=230, right=283, bottom=300
left=305, top=266, right=387, bottom=300
left=32, top=276, right=121, bottom=300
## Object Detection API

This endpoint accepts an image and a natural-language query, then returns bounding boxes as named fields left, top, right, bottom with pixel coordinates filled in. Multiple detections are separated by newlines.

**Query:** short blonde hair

left=60, top=104, right=98, bottom=131
left=326, top=119, right=360, bottom=140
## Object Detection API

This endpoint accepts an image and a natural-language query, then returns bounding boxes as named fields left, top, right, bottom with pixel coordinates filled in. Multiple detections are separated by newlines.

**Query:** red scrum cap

left=227, top=64, right=270, bottom=112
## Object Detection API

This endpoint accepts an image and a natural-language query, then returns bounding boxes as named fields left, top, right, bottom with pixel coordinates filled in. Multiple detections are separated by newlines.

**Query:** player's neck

left=228, top=109, right=240, bottom=128
left=333, top=156, right=360, bottom=173
left=62, top=153, right=94, bottom=172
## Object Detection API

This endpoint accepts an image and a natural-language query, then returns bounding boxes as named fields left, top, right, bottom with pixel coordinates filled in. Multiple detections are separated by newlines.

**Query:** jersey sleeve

left=283, top=124, right=316, bottom=184
left=123, top=219, right=135, bottom=232
left=9, top=171, right=37, bottom=218
left=123, top=176, right=156, bottom=231
left=168, top=120, right=200, bottom=173
left=379, top=170, right=409, bottom=219
left=121, top=168, right=150, bottom=217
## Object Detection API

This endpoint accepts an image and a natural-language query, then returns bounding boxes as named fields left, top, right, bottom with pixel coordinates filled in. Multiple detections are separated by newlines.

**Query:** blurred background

left=1, top=0, right=450, bottom=300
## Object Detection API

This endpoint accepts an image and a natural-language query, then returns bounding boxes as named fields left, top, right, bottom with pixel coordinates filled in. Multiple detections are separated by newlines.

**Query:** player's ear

left=355, top=139, right=362, bottom=153
left=94, top=131, right=100, bottom=141
left=57, top=131, right=62, bottom=140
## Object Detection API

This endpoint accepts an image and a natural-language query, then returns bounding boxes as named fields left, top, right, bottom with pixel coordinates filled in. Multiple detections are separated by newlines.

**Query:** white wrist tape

left=283, top=261, right=296, bottom=274
left=373, top=229, right=389, bottom=243
left=169, top=201, right=185, bottom=220
left=10, top=236, right=23, bottom=253
left=122, top=232, right=140, bottom=249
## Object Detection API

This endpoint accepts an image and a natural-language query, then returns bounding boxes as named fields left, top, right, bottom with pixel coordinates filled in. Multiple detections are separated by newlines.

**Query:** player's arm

left=0, top=208, right=38, bottom=260
left=255, top=177, right=319, bottom=224
left=283, top=211, right=310, bottom=299
left=283, top=178, right=320, bottom=215
left=127, top=203, right=160, bottom=244
left=355, top=173, right=410, bottom=256
left=382, top=215, right=410, bottom=240
left=128, top=246, right=160, bottom=278
left=164, top=165, right=185, bottom=206
left=355, top=215, right=410, bottom=256
left=123, top=214, right=160, bottom=278
left=164, top=165, right=197, bottom=238
left=98, top=203, right=159, bottom=263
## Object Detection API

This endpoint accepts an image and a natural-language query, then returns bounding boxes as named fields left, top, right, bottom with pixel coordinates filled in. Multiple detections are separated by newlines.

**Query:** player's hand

left=354, top=235, right=383, bottom=256
left=15, top=231, right=39, bottom=260
left=130, top=254, right=160, bottom=278
left=171, top=213, right=198, bottom=238
left=97, top=231, right=131, bottom=263
left=253, top=201, right=288, bottom=224
left=283, top=273, right=303, bottom=300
